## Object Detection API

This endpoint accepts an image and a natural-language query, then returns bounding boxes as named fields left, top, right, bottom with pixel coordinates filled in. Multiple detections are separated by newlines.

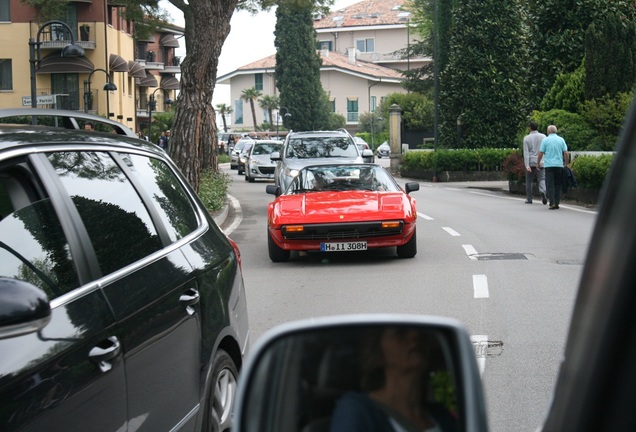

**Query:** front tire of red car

left=396, top=228, right=417, bottom=258
left=268, top=229, right=290, bottom=262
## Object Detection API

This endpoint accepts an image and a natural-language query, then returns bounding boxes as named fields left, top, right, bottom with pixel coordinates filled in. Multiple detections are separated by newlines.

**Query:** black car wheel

left=268, top=228, right=290, bottom=262
left=396, top=228, right=417, bottom=258
left=203, top=349, right=238, bottom=432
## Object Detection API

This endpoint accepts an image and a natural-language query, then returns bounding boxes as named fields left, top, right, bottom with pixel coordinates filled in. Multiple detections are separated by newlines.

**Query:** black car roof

left=0, top=124, right=161, bottom=155
left=0, top=108, right=137, bottom=137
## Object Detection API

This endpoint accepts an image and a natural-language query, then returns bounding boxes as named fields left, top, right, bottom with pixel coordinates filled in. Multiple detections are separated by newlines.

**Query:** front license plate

left=320, top=241, right=367, bottom=252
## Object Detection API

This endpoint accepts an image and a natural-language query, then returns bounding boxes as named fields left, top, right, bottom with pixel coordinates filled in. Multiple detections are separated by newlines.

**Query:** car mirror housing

left=270, top=151, right=281, bottom=161
left=362, top=149, right=374, bottom=157
left=266, top=184, right=281, bottom=196
left=405, top=182, right=420, bottom=194
left=0, top=277, right=51, bottom=340
left=232, top=314, right=489, bottom=432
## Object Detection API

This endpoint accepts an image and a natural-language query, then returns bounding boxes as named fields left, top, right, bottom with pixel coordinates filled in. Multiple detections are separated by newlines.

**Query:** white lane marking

left=473, top=274, right=489, bottom=298
left=471, top=335, right=488, bottom=376
left=467, top=191, right=597, bottom=214
left=223, top=194, right=243, bottom=236
left=442, top=227, right=461, bottom=236
left=463, top=244, right=478, bottom=258
left=418, top=212, right=434, bottom=220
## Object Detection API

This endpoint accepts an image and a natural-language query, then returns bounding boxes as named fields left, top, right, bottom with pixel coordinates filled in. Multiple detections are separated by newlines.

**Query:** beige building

left=0, top=0, right=182, bottom=134
left=216, top=0, right=428, bottom=132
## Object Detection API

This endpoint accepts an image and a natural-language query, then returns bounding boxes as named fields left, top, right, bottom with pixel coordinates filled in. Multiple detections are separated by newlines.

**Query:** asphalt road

left=218, top=159, right=597, bottom=432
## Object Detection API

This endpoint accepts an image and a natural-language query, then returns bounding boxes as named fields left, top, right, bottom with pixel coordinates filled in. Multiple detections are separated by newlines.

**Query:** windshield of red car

left=287, top=165, right=398, bottom=193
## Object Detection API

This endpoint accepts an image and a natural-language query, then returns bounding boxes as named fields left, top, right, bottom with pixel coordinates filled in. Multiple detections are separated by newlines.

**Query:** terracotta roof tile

left=236, top=51, right=404, bottom=80
left=314, top=0, right=410, bottom=29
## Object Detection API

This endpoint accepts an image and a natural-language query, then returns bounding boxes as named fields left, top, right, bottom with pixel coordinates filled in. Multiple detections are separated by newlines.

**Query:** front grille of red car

left=282, top=221, right=404, bottom=240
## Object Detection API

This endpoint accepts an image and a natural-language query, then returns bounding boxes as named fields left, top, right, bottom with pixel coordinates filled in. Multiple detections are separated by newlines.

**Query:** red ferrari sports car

left=265, top=164, right=419, bottom=262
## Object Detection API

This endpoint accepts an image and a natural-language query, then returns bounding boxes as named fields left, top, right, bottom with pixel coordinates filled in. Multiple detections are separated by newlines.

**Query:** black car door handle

left=89, top=336, right=121, bottom=372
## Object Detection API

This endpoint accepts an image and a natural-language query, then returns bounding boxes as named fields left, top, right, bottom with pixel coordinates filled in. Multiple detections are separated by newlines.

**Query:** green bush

left=401, top=148, right=516, bottom=172
left=198, top=169, right=232, bottom=213
left=571, top=154, right=614, bottom=189
left=534, top=109, right=597, bottom=151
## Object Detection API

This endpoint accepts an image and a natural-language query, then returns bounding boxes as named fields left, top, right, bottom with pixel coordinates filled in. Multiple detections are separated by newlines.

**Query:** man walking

left=538, top=125, right=568, bottom=210
left=523, top=121, right=547, bottom=204
left=157, top=131, right=168, bottom=151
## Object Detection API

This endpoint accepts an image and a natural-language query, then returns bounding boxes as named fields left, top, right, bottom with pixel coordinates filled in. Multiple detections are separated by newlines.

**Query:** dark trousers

left=545, top=167, right=564, bottom=206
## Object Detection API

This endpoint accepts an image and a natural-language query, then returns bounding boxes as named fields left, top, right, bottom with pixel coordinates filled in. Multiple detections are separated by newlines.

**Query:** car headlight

left=251, top=159, right=260, bottom=165
left=285, top=168, right=299, bottom=178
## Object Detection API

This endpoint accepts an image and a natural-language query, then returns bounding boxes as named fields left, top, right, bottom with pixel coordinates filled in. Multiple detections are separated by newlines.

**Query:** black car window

left=47, top=151, right=162, bottom=277
left=0, top=164, right=79, bottom=298
left=118, top=153, right=199, bottom=243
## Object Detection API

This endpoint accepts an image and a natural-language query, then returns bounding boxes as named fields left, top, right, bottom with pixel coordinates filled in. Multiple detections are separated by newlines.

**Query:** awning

left=109, top=54, right=129, bottom=72
left=137, top=74, right=158, bottom=87
left=160, top=34, right=180, bottom=48
left=37, top=52, right=94, bottom=74
left=128, top=61, right=146, bottom=78
left=160, top=75, right=180, bottom=90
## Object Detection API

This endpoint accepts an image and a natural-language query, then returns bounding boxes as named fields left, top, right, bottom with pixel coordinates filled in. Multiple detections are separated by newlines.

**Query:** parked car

left=0, top=111, right=249, bottom=432
left=237, top=141, right=254, bottom=175
left=271, top=130, right=374, bottom=191
left=244, top=140, right=283, bottom=182
left=231, top=138, right=252, bottom=169
left=354, top=136, right=375, bottom=163
left=0, top=108, right=137, bottom=137
left=265, top=163, right=419, bottom=262
left=376, top=141, right=390, bottom=158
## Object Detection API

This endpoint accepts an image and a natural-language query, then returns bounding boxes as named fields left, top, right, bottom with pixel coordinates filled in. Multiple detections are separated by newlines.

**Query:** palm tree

left=241, top=87, right=262, bottom=130
left=215, top=103, right=233, bottom=132
left=259, top=94, right=279, bottom=130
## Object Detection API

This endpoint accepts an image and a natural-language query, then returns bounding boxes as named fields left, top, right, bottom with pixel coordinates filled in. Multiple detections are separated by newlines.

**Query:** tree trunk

left=250, top=99, right=258, bottom=131
left=167, top=0, right=238, bottom=192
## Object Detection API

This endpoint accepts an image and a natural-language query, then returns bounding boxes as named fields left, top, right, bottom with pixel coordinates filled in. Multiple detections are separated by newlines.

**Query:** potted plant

left=80, top=24, right=90, bottom=41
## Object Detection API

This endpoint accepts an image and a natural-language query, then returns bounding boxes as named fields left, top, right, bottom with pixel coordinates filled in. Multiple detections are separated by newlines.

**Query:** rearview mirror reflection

left=234, top=316, right=488, bottom=432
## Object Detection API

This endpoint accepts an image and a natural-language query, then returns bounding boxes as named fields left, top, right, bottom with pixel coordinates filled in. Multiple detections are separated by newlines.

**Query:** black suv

left=271, top=129, right=374, bottom=191
left=0, top=110, right=249, bottom=431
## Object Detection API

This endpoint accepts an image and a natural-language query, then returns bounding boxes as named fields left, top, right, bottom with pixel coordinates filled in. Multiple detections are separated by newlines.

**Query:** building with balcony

left=0, top=0, right=182, bottom=134
left=215, top=0, right=428, bottom=132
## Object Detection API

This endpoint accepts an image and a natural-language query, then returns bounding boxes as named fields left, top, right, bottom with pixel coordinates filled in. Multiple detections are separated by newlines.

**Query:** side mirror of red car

left=266, top=184, right=281, bottom=196
left=405, top=182, right=420, bottom=194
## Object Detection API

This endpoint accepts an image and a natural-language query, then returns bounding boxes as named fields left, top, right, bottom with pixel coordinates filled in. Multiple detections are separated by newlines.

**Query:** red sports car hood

left=269, top=191, right=416, bottom=225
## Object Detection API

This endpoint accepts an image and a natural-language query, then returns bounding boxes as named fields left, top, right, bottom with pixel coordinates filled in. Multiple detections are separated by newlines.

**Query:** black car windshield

left=287, top=165, right=399, bottom=193
left=285, top=137, right=358, bottom=158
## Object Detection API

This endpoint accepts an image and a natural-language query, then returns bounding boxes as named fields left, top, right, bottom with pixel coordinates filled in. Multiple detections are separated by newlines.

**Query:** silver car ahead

left=245, top=140, right=283, bottom=182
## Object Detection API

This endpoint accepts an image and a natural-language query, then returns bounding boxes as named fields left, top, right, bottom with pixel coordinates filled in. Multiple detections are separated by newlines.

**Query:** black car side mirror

left=232, top=315, right=489, bottom=432
left=0, top=277, right=51, bottom=340
left=405, top=182, right=420, bottom=194
left=266, top=184, right=281, bottom=196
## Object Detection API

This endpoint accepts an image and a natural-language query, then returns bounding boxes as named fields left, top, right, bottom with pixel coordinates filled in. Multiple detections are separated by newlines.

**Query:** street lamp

left=147, top=87, right=164, bottom=138
left=84, top=68, right=117, bottom=113
left=371, top=115, right=383, bottom=150
left=276, top=107, right=291, bottom=137
left=29, top=20, right=85, bottom=124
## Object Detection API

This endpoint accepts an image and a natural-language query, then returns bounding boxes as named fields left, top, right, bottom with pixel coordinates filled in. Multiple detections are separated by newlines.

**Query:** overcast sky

left=161, top=1, right=360, bottom=105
